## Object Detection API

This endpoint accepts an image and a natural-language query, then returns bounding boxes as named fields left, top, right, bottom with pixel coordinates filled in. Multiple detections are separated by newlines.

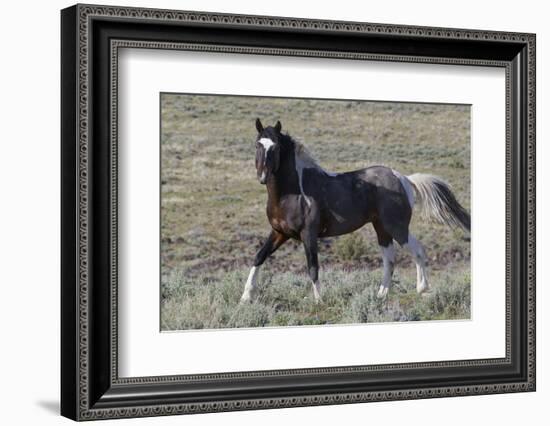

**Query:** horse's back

left=357, top=165, right=403, bottom=190
left=287, top=164, right=412, bottom=239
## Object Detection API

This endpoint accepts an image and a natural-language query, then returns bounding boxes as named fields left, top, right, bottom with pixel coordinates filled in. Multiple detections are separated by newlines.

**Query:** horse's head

left=254, top=118, right=283, bottom=184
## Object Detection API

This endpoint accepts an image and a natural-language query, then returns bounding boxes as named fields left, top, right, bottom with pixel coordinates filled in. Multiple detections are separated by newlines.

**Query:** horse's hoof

left=239, top=294, right=253, bottom=304
left=377, top=287, right=389, bottom=299
left=416, top=283, right=430, bottom=294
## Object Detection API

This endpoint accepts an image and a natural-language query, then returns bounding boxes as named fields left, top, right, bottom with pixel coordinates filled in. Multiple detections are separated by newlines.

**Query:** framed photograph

left=61, top=4, right=536, bottom=421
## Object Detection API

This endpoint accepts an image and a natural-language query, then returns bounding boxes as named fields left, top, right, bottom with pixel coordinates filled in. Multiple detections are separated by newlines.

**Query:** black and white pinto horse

left=240, top=119, right=470, bottom=303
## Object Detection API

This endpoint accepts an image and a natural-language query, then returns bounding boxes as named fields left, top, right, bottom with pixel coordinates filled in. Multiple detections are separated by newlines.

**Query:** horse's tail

left=406, top=173, right=470, bottom=233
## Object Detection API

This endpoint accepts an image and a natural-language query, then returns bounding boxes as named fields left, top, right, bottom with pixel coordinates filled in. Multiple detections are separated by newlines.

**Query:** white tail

left=407, top=173, right=470, bottom=232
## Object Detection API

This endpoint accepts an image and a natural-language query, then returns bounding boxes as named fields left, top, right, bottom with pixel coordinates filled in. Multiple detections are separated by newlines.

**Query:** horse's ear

left=255, top=118, right=264, bottom=133
left=274, top=120, right=282, bottom=133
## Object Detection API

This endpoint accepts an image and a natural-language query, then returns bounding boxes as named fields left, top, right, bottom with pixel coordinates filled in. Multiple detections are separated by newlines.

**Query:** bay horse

left=240, top=119, right=470, bottom=303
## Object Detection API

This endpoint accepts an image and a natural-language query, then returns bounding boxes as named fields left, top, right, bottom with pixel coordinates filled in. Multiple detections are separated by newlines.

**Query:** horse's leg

left=301, top=229, right=322, bottom=303
left=372, top=219, right=396, bottom=299
left=403, top=233, right=429, bottom=293
left=375, top=183, right=429, bottom=294
left=378, top=220, right=429, bottom=294
left=240, top=230, right=288, bottom=303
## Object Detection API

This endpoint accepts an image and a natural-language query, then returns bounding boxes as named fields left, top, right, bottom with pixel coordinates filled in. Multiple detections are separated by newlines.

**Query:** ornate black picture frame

left=61, top=4, right=536, bottom=421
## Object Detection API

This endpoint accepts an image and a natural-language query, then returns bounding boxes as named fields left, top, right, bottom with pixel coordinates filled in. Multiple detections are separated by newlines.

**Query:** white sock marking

left=403, top=234, right=429, bottom=293
left=240, top=266, right=260, bottom=302
left=377, top=243, right=396, bottom=298
left=312, top=280, right=322, bottom=303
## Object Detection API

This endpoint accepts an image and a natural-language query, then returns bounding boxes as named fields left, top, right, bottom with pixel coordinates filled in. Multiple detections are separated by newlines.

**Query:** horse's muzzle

left=259, top=171, right=267, bottom=184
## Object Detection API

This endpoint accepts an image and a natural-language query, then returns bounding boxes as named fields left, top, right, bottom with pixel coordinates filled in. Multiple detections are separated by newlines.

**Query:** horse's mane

left=282, top=133, right=324, bottom=172
left=281, top=133, right=334, bottom=208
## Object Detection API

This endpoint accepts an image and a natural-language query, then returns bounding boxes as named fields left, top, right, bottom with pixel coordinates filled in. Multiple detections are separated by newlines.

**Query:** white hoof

left=417, top=282, right=430, bottom=294
left=377, top=286, right=389, bottom=299
left=239, top=291, right=254, bottom=304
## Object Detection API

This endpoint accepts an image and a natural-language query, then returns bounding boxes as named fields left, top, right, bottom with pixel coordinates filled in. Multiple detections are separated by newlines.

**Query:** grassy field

left=160, top=94, right=471, bottom=331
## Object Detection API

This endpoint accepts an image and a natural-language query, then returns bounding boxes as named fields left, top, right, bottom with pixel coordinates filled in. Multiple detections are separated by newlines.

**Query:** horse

left=240, top=118, right=470, bottom=303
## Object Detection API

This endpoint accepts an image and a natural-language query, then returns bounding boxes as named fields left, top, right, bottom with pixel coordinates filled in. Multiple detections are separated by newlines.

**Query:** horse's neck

left=266, top=178, right=282, bottom=205
left=266, top=145, right=300, bottom=204
left=266, top=168, right=299, bottom=203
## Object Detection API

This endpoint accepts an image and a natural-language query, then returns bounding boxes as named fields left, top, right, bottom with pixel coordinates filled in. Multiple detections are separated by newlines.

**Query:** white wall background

left=0, top=0, right=546, bottom=424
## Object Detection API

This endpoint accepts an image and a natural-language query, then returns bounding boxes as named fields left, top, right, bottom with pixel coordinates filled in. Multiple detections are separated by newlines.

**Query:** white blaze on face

left=258, top=138, right=275, bottom=155
left=258, top=138, right=275, bottom=181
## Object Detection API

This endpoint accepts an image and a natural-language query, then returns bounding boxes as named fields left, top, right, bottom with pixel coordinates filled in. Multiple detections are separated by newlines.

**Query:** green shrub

left=334, top=232, right=368, bottom=261
left=424, top=272, right=471, bottom=319
left=160, top=266, right=471, bottom=330
left=228, top=303, right=272, bottom=328
left=343, top=286, right=387, bottom=323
